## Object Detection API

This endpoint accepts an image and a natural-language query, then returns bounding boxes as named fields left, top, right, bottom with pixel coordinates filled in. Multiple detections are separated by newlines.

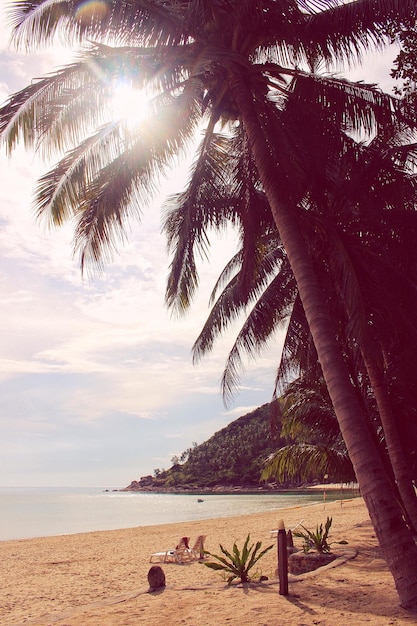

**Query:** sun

left=111, top=83, right=150, bottom=129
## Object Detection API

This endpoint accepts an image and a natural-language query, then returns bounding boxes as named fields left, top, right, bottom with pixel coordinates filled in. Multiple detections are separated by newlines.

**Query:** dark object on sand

left=148, top=565, right=166, bottom=590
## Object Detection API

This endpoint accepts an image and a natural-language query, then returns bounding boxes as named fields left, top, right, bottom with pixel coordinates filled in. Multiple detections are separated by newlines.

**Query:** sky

left=0, top=2, right=400, bottom=488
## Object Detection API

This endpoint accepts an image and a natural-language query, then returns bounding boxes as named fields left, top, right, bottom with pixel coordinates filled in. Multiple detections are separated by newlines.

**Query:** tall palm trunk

left=232, top=76, right=417, bottom=610
left=363, top=351, right=417, bottom=533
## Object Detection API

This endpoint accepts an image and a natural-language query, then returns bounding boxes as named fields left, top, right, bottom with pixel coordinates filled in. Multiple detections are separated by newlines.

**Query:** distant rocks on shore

left=115, top=477, right=355, bottom=494
left=118, top=477, right=284, bottom=494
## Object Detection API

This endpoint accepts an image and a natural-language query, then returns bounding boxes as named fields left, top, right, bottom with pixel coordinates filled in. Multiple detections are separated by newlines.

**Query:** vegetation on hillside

left=127, top=380, right=357, bottom=492
left=126, top=403, right=285, bottom=491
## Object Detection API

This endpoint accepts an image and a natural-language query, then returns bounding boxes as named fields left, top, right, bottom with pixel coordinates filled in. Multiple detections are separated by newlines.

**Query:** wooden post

left=277, top=519, right=289, bottom=596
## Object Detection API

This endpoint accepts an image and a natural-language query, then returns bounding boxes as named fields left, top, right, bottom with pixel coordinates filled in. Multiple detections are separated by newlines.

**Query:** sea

left=0, top=486, right=358, bottom=542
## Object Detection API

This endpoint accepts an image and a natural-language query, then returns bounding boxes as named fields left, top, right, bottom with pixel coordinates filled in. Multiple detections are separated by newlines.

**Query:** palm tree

left=164, top=53, right=417, bottom=537
left=261, top=376, right=356, bottom=485
left=3, top=0, right=417, bottom=609
left=186, top=134, right=417, bottom=527
left=174, top=123, right=417, bottom=532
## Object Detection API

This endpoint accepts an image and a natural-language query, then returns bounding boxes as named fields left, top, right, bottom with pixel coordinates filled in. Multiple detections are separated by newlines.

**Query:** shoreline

left=118, top=481, right=359, bottom=494
left=2, top=496, right=416, bottom=625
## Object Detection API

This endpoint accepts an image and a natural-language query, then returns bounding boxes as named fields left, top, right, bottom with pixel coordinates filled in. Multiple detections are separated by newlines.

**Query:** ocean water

left=0, top=486, right=357, bottom=541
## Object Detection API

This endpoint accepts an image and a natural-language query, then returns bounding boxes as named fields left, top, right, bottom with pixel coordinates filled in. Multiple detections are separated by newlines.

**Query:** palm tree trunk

left=232, top=75, right=417, bottom=611
left=362, top=351, right=417, bottom=533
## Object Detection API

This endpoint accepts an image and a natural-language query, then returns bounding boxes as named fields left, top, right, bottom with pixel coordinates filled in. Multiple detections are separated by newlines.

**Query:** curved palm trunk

left=232, top=77, right=417, bottom=610
left=363, top=352, right=417, bottom=534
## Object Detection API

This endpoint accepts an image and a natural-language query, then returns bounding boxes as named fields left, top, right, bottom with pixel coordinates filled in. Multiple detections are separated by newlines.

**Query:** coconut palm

left=186, top=133, right=417, bottom=525
left=3, top=0, right=417, bottom=609
left=176, top=120, right=417, bottom=516
left=192, top=204, right=417, bottom=505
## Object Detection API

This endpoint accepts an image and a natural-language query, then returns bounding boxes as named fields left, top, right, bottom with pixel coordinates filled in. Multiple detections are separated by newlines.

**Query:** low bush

left=203, top=534, right=273, bottom=584
left=293, top=516, right=333, bottom=554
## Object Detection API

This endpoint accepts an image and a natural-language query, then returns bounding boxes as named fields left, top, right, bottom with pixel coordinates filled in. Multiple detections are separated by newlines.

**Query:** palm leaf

left=246, top=541, right=273, bottom=572
left=262, top=443, right=355, bottom=483
left=303, top=0, right=417, bottom=64
left=164, top=130, right=239, bottom=313
left=9, top=0, right=186, bottom=48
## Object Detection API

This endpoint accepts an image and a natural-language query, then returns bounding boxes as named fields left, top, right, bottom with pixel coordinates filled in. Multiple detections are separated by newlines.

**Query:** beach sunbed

left=189, top=534, right=207, bottom=560
left=149, top=536, right=193, bottom=564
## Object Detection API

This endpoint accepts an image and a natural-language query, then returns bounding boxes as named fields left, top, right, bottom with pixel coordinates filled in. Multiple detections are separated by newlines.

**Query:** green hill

left=124, top=402, right=286, bottom=492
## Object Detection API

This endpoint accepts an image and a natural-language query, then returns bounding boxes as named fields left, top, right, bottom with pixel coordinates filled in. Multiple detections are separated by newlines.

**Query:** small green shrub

left=203, top=534, right=273, bottom=585
left=293, top=516, right=333, bottom=554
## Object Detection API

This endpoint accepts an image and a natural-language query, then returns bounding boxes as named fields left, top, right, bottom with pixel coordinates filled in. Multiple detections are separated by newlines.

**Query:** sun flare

left=76, top=1, right=109, bottom=24
left=111, top=83, right=150, bottom=129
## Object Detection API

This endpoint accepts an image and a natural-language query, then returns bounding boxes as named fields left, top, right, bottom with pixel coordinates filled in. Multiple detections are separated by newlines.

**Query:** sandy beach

left=2, top=496, right=417, bottom=626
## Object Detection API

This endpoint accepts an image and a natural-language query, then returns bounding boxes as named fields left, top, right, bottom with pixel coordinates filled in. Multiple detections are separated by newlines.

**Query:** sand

left=1, top=496, right=417, bottom=626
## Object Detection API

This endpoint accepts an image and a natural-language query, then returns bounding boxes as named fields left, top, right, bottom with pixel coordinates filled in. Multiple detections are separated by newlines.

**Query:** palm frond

left=285, top=70, right=398, bottom=139
left=71, top=94, right=200, bottom=271
left=163, top=129, right=240, bottom=314
left=273, top=295, right=319, bottom=395
left=279, top=377, right=342, bottom=443
left=262, top=443, right=355, bottom=483
left=1, top=40, right=200, bottom=161
left=220, top=261, right=297, bottom=402
left=35, top=122, right=127, bottom=226
left=303, top=0, right=417, bottom=65
left=192, top=242, right=289, bottom=365
left=0, top=58, right=105, bottom=155
left=9, top=0, right=187, bottom=49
